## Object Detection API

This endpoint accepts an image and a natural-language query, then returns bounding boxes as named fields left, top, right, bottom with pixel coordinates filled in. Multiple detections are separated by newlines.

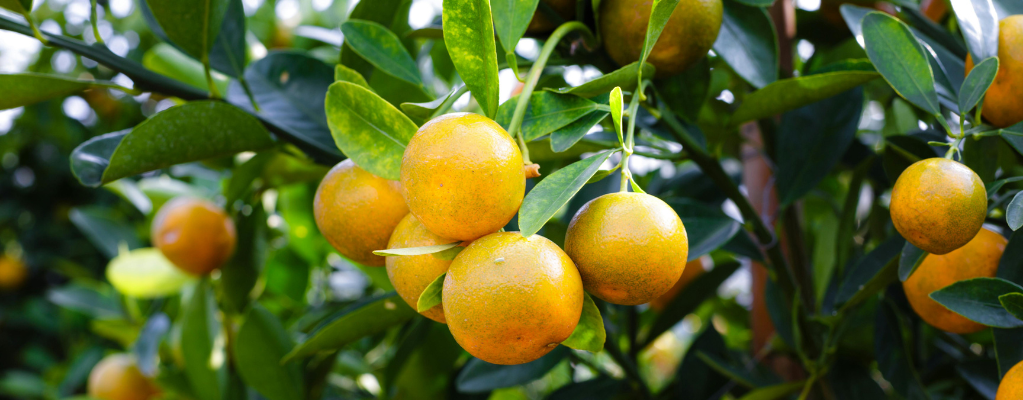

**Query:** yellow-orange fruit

left=965, top=15, right=1023, bottom=128
left=87, top=354, right=160, bottom=400
left=443, top=232, right=583, bottom=365
left=648, top=258, right=706, bottom=311
left=400, top=113, right=525, bottom=242
left=386, top=214, right=457, bottom=323
left=152, top=197, right=236, bottom=275
left=526, top=0, right=577, bottom=34
left=998, top=359, right=1023, bottom=400
left=314, top=159, right=409, bottom=266
left=890, top=158, right=987, bottom=255
left=565, top=192, right=689, bottom=305
left=903, top=228, right=1006, bottom=334
left=0, top=255, right=27, bottom=290
left=600, top=0, right=722, bottom=77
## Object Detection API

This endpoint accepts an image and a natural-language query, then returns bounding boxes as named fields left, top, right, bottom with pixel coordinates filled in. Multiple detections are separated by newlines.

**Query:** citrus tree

left=1, top=0, right=1023, bottom=398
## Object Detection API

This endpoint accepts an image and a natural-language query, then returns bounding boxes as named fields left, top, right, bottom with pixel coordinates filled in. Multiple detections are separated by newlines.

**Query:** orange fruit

left=400, top=113, right=525, bottom=242
left=565, top=192, right=689, bottom=305
left=599, top=0, right=722, bottom=77
left=890, top=158, right=987, bottom=255
left=903, top=227, right=1006, bottom=334
left=314, top=159, right=409, bottom=266
left=920, top=0, right=948, bottom=22
left=443, top=232, right=583, bottom=365
left=152, top=197, right=236, bottom=275
left=87, top=354, right=160, bottom=400
left=386, top=214, right=458, bottom=323
left=0, top=255, right=27, bottom=290
left=998, top=359, right=1023, bottom=400
left=648, top=258, right=706, bottom=311
left=965, top=15, right=1023, bottom=128
left=527, top=0, right=576, bottom=34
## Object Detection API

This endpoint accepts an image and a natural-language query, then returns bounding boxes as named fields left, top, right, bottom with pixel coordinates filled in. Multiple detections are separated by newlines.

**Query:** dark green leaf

left=546, top=376, right=625, bottom=400
left=551, top=111, right=607, bottom=152
left=561, top=293, right=604, bottom=352
left=1007, top=191, right=1023, bottom=231
left=219, top=205, right=267, bottom=313
left=862, top=12, right=940, bottom=116
left=234, top=305, right=304, bottom=400
left=643, top=261, right=741, bottom=346
left=999, top=293, right=1023, bottom=322
left=882, top=135, right=940, bottom=182
left=930, top=277, right=1023, bottom=328
left=826, top=361, right=886, bottom=400
left=67, top=207, right=142, bottom=259
left=898, top=242, right=928, bottom=282
left=956, top=359, right=1000, bottom=400
left=665, top=199, right=741, bottom=261
left=325, top=81, right=418, bottom=180
left=417, top=272, right=445, bottom=312
left=712, top=0, right=778, bottom=88
left=144, top=0, right=230, bottom=61
left=498, top=92, right=601, bottom=141
left=518, top=149, right=616, bottom=237
left=835, top=236, right=905, bottom=308
left=995, top=328, right=1023, bottom=378
left=987, top=177, right=1023, bottom=198
left=731, top=69, right=877, bottom=125
left=552, top=62, right=655, bottom=99
left=181, top=281, right=221, bottom=400
left=208, top=0, right=245, bottom=78
left=284, top=293, right=416, bottom=361
left=959, top=56, right=999, bottom=115
left=335, top=64, right=371, bottom=89
left=949, top=0, right=1000, bottom=61
left=133, top=313, right=170, bottom=377
left=492, top=0, right=540, bottom=73
left=442, top=0, right=500, bottom=118
left=675, top=328, right=730, bottom=399
left=0, top=0, right=30, bottom=13
left=57, top=347, right=104, bottom=397
left=0, top=73, right=114, bottom=110
left=374, top=242, right=461, bottom=257
left=659, top=58, right=710, bottom=122
left=697, top=351, right=781, bottom=388
left=456, top=347, right=569, bottom=393
left=46, top=284, right=123, bottom=319
left=776, top=88, right=863, bottom=205
left=839, top=4, right=871, bottom=38
left=875, top=301, right=930, bottom=400
left=999, top=231, right=1023, bottom=285
left=341, top=20, right=423, bottom=87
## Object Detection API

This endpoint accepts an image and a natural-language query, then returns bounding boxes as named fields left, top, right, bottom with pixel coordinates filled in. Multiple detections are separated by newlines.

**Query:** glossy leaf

left=1000, top=293, right=1023, bottom=322
left=442, top=0, right=500, bottom=118
left=227, top=52, right=342, bottom=161
left=492, top=0, right=540, bottom=76
left=325, top=81, right=418, bottom=180
left=666, top=199, right=741, bottom=262
left=181, top=281, right=221, bottom=400
left=547, top=377, right=624, bottom=400
left=959, top=56, right=999, bottom=114
left=498, top=92, right=600, bottom=142
left=68, top=207, right=142, bottom=259
left=553, top=62, right=655, bottom=98
left=551, top=111, right=607, bottom=152
left=835, top=236, right=905, bottom=308
left=341, top=20, right=423, bottom=87
left=416, top=273, right=445, bottom=312
left=334, top=64, right=370, bottom=89
left=134, top=313, right=171, bottom=376
left=898, top=242, right=928, bottom=282
left=456, top=347, right=569, bottom=393
left=643, top=261, right=742, bottom=346
left=987, top=177, right=1023, bottom=198
left=1007, top=191, right=1023, bottom=231
left=731, top=69, right=878, bottom=124
left=862, top=12, right=940, bottom=116
left=950, top=0, right=1000, bottom=61
left=401, top=85, right=463, bottom=122
left=0, top=73, right=114, bottom=110
left=840, top=4, right=871, bottom=40
left=143, top=43, right=230, bottom=93
left=106, top=248, right=196, bottom=298
left=373, top=242, right=461, bottom=257
left=234, top=305, right=304, bottom=400
left=639, top=0, right=681, bottom=74
left=518, top=149, right=616, bottom=237
left=659, top=57, right=710, bottom=122
left=208, top=0, right=246, bottom=77
left=560, top=293, right=604, bottom=352
left=713, top=0, right=778, bottom=88
left=930, top=277, right=1023, bottom=328
left=284, top=293, right=416, bottom=361
left=610, top=87, right=624, bottom=145
left=144, top=0, right=230, bottom=61
left=875, top=301, right=930, bottom=400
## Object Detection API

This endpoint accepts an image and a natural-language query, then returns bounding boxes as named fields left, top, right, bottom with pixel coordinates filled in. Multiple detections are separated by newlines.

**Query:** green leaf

left=0, top=0, right=31, bottom=13
left=224, top=152, right=274, bottom=206
left=492, top=0, right=540, bottom=72
left=234, top=305, right=304, bottom=400
left=133, top=313, right=170, bottom=376
left=334, top=64, right=371, bottom=89
left=697, top=352, right=781, bottom=388
left=325, top=81, right=418, bottom=180
left=658, top=57, right=711, bottom=123
left=0, top=73, right=118, bottom=110
left=898, top=242, right=928, bottom=282
left=455, top=347, right=569, bottom=393
left=432, top=246, right=465, bottom=261
left=46, top=284, right=124, bottom=319
left=712, top=0, right=778, bottom=88
left=999, top=293, right=1023, bottom=321
left=881, top=135, right=940, bottom=182
left=143, top=43, right=230, bottom=93
left=949, top=0, right=1000, bottom=61
left=373, top=242, right=461, bottom=257
left=341, top=20, right=423, bottom=88
left=144, top=0, right=230, bottom=61
left=861, top=12, right=940, bottom=116
left=731, top=69, right=878, bottom=124
left=552, top=62, right=655, bottom=99
left=546, top=377, right=624, bottom=400
left=642, top=261, right=742, bottom=347
left=638, top=0, right=681, bottom=75
left=676, top=328, right=731, bottom=399
left=956, top=359, right=1000, bottom=399
left=106, top=248, right=197, bottom=298
left=930, top=277, right=1023, bottom=328
left=68, top=207, right=142, bottom=259
left=518, top=149, right=617, bottom=237
left=560, top=293, right=605, bottom=352
left=416, top=273, right=446, bottom=312
left=835, top=236, right=905, bottom=308
left=958, top=56, right=999, bottom=115
left=70, top=101, right=274, bottom=187
left=987, top=177, right=1023, bottom=198
left=401, top=85, right=465, bottom=123
left=550, top=111, right=608, bottom=152
left=736, top=381, right=806, bottom=400
left=442, top=0, right=500, bottom=118
left=219, top=205, right=267, bottom=313
left=665, top=199, right=741, bottom=262
left=1007, top=191, right=1023, bottom=231
left=284, top=293, right=416, bottom=361
left=498, top=92, right=600, bottom=141
left=181, top=280, right=222, bottom=400
left=208, top=0, right=246, bottom=78
left=875, top=301, right=931, bottom=400
left=610, top=87, right=624, bottom=146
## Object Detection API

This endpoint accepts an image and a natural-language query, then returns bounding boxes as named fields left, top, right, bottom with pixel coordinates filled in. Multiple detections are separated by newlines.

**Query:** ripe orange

left=648, top=258, right=706, bottom=311
left=565, top=192, right=689, bottom=305
left=0, top=255, right=27, bottom=290
left=599, top=0, right=722, bottom=77
left=386, top=214, right=458, bottom=323
left=400, top=113, right=525, bottom=242
left=443, top=232, right=583, bottom=365
left=314, top=159, right=409, bottom=267
left=998, top=359, right=1023, bottom=400
left=152, top=197, right=236, bottom=275
left=903, top=227, right=1006, bottom=334
left=87, top=354, right=160, bottom=400
left=890, top=158, right=987, bottom=255
left=965, top=15, right=1023, bottom=128
left=526, top=0, right=576, bottom=34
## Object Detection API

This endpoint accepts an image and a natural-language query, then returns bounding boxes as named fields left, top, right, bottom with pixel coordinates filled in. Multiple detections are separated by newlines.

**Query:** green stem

left=430, top=85, right=470, bottom=119
left=21, top=11, right=47, bottom=45
left=90, top=0, right=104, bottom=44
left=238, top=77, right=260, bottom=112
left=203, top=55, right=221, bottom=99
left=945, top=136, right=964, bottom=160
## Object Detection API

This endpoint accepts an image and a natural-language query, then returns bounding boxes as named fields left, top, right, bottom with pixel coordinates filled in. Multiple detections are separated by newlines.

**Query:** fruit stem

left=945, top=136, right=964, bottom=160
left=203, top=56, right=221, bottom=99
left=90, top=0, right=104, bottom=45
left=22, top=11, right=48, bottom=45
left=617, top=81, right=649, bottom=192
left=506, top=21, right=596, bottom=163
